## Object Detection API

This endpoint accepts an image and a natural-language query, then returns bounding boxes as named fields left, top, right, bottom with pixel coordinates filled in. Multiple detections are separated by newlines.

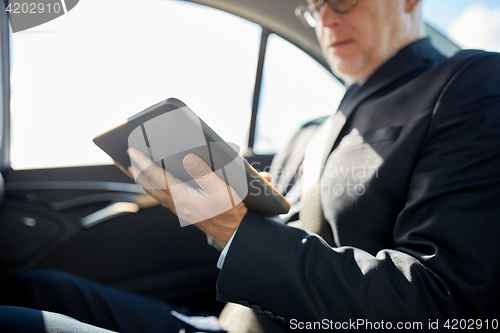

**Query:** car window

left=254, top=34, right=344, bottom=155
left=9, top=0, right=261, bottom=169
left=423, top=0, right=500, bottom=52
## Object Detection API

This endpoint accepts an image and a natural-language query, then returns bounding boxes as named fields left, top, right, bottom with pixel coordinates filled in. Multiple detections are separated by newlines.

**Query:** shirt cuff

left=216, top=227, right=238, bottom=269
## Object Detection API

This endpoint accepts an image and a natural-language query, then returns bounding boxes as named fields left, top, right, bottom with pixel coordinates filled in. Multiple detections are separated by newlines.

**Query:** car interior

left=0, top=0, right=462, bottom=320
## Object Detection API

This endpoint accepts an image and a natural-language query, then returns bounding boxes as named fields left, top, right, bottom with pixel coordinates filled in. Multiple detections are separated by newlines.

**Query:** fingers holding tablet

left=128, top=148, right=245, bottom=227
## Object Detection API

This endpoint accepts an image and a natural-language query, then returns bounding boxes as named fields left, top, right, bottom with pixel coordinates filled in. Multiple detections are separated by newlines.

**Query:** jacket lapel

left=319, top=38, right=446, bottom=167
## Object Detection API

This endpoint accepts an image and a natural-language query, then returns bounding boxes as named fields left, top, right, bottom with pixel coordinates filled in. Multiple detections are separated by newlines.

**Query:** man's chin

left=329, top=58, right=367, bottom=83
left=330, top=63, right=357, bottom=82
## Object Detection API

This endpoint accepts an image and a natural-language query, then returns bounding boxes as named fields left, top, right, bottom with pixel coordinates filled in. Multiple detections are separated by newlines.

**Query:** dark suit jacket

left=216, top=38, right=500, bottom=332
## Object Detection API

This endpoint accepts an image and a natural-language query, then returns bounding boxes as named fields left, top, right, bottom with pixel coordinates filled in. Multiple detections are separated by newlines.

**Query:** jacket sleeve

left=215, top=53, right=500, bottom=324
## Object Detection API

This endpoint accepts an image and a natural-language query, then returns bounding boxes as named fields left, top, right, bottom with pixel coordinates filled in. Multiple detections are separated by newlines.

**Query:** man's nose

left=318, top=3, right=343, bottom=27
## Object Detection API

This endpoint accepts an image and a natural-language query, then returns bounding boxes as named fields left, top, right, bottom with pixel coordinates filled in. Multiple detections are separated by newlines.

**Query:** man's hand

left=128, top=148, right=247, bottom=248
left=260, top=171, right=271, bottom=183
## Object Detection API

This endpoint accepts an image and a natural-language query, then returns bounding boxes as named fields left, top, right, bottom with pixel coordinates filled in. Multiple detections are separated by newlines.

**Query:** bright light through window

left=10, top=0, right=261, bottom=169
left=254, top=34, right=344, bottom=155
left=423, top=0, right=500, bottom=52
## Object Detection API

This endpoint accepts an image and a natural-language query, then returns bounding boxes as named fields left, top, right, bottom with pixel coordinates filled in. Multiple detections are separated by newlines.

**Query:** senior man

left=2, top=0, right=500, bottom=332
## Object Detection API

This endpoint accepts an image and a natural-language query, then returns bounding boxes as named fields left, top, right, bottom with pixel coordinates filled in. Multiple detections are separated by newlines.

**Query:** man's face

left=315, top=0, right=412, bottom=82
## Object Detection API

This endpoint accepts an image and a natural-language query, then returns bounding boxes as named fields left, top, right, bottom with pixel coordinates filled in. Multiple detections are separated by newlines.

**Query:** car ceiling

left=185, top=0, right=461, bottom=72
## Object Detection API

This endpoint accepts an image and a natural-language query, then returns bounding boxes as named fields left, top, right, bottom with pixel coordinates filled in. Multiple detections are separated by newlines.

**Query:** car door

left=0, top=0, right=262, bottom=311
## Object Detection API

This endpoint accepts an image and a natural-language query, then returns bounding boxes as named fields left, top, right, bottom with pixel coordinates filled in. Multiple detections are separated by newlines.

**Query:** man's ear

left=405, top=0, right=421, bottom=13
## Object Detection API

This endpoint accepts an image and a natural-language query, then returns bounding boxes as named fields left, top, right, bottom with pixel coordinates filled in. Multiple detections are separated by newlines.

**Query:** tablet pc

left=93, top=98, right=290, bottom=216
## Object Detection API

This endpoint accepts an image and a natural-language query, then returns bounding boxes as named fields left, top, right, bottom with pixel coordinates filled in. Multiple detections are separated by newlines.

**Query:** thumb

left=260, top=171, right=272, bottom=183
left=183, top=154, right=224, bottom=192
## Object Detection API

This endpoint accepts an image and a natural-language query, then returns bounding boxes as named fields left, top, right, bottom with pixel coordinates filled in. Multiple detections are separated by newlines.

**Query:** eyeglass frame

left=295, top=0, right=360, bottom=28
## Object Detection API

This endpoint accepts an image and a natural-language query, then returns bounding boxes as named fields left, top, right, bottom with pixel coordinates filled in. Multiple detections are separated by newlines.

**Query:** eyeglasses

left=295, top=0, right=359, bottom=28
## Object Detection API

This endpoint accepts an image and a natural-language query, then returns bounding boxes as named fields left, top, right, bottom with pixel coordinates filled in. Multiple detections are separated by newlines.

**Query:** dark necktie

left=339, top=83, right=360, bottom=108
